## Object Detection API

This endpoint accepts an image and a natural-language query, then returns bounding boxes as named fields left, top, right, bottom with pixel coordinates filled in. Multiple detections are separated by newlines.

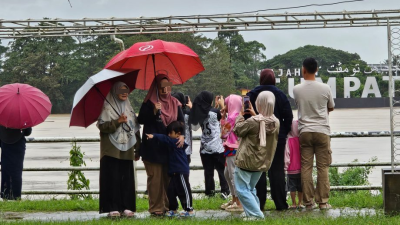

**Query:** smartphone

left=243, top=96, right=250, bottom=111
left=185, top=95, right=189, bottom=105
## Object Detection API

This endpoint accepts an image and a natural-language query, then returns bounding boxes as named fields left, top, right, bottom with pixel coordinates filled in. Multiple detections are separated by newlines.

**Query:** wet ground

left=0, top=108, right=394, bottom=193
left=0, top=208, right=377, bottom=221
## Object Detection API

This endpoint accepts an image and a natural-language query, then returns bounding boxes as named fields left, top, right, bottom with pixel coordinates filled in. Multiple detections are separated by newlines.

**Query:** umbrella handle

left=152, top=54, right=163, bottom=124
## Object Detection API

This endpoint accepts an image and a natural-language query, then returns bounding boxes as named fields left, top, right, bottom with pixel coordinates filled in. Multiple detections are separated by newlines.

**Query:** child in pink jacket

left=220, top=94, right=243, bottom=212
left=284, top=120, right=304, bottom=209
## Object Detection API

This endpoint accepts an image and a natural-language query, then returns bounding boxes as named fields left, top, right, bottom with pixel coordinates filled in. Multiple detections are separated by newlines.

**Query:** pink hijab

left=222, top=94, right=242, bottom=149
left=144, top=74, right=181, bottom=126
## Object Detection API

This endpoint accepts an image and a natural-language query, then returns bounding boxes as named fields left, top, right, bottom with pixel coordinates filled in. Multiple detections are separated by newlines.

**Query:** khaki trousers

left=300, top=132, right=332, bottom=205
left=143, top=160, right=170, bottom=213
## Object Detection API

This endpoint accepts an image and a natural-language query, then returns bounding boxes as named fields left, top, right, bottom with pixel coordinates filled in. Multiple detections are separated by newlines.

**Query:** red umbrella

left=104, top=39, right=205, bottom=90
left=0, top=83, right=52, bottom=129
left=70, top=69, right=139, bottom=128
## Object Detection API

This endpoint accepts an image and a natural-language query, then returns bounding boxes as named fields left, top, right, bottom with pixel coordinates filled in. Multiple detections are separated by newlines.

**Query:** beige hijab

left=98, top=82, right=140, bottom=151
left=253, top=91, right=278, bottom=147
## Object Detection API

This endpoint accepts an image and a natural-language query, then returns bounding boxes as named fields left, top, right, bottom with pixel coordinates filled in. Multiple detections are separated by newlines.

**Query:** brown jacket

left=98, top=119, right=141, bottom=160
left=233, top=115, right=279, bottom=172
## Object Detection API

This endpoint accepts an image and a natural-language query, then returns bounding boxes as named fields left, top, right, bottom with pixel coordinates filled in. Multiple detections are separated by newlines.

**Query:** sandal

left=319, top=203, right=332, bottom=210
left=122, top=210, right=135, bottom=218
left=288, top=205, right=297, bottom=210
left=150, top=211, right=165, bottom=217
left=306, top=204, right=318, bottom=210
left=107, top=211, right=121, bottom=218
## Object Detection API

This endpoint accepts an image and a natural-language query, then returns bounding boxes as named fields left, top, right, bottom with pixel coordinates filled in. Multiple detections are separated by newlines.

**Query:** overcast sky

left=0, top=0, right=397, bottom=63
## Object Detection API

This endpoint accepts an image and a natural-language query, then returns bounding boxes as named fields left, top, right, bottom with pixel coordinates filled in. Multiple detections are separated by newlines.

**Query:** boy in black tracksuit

left=146, top=121, right=194, bottom=217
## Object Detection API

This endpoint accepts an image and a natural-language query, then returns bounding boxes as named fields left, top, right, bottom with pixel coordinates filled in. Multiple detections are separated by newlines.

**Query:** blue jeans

left=234, top=167, right=264, bottom=218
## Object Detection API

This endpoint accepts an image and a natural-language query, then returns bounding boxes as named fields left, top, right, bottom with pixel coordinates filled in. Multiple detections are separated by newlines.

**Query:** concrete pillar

left=382, top=168, right=400, bottom=215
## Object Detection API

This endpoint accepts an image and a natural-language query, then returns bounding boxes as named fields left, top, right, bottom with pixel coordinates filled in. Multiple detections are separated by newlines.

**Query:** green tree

left=182, top=39, right=236, bottom=97
left=0, top=40, right=7, bottom=71
left=1, top=36, right=77, bottom=112
left=218, top=28, right=266, bottom=90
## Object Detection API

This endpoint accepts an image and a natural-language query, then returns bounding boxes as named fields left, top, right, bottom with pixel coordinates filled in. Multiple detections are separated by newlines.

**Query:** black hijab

left=189, top=91, right=213, bottom=125
left=172, top=92, right=190, bottom=115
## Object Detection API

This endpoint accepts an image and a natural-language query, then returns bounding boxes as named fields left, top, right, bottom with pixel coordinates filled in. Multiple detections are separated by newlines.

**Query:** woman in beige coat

left=233, top=91, right=280, bottom=219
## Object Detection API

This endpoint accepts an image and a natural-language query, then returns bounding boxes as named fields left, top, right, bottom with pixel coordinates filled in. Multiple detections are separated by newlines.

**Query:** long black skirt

left=99, top=155, right=136, bottom=213
left=1, top=139, right=26, bottom=200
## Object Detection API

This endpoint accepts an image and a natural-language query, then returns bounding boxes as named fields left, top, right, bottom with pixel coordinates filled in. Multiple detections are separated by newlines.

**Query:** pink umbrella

left=0, top=83, right=52, bottom=129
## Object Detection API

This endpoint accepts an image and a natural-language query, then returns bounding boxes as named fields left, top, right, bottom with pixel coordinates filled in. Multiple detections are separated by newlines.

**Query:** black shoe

left=220, top=192, right=229, bottom=200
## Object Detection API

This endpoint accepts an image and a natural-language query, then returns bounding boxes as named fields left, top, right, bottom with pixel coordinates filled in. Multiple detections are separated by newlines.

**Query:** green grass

left=0, top=191, right=382, bottom=213
left=2, top=215, right=400, bottom=225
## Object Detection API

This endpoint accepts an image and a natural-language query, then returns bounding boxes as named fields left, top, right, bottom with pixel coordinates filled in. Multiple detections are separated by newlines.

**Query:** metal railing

left=2, top=9, right=400, bottom=38
left=5, top=162, right=398, bottom=172
left=9, top=133, right=394, bottom=195
left=24, top=131, right=400, bottom=143
left=21, top=185, right=383, bottom=195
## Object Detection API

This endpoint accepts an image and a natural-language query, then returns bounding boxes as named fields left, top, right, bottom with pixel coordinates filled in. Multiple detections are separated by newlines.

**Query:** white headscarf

left=253, top=91, right=278, bottom=147
left=97, top=82, right=140, bottom=151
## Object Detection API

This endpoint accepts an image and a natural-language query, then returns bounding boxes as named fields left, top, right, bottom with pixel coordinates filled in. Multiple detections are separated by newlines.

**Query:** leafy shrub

left=67, top=142, right=91, bottom=200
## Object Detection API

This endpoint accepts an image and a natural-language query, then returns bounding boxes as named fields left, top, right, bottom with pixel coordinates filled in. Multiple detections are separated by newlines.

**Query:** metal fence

left=23, top=131, right=400, bottom=143
left=6, top=133, right=395, bottom=195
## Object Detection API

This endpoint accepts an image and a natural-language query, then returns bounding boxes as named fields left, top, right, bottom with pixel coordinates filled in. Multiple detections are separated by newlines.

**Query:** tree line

left=0, top=31, right=265, bottom=113
left=0, top=31, right=396, bottom=114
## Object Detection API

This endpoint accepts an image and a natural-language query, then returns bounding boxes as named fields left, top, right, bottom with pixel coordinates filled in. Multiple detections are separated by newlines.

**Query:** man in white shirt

left=293, top=58, right=334, bottom=210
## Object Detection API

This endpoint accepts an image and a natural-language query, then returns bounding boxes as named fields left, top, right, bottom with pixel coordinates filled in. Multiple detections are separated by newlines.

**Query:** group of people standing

left=94, top=57, right=335, bottom=220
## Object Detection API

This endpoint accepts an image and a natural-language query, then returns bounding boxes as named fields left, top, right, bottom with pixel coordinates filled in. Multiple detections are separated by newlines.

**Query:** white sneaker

left=243, top=216, right=264, bottom=221
left=221, top=200, right=234, bottom=210
left=225, top=202, right=244, bottom=212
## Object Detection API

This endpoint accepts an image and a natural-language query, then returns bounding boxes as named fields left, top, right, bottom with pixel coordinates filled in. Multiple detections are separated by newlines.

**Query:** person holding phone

left=233, top=91, right=280, bottom=219
left=246, top=69, right=293, bottom=211
left=138, top=74, right=185, bottom=216
left=97, top=82, right=141, bottom=218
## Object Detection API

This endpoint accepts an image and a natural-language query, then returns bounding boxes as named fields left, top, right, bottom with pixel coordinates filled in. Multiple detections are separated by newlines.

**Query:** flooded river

left=6, top=108, right=393, bottom=193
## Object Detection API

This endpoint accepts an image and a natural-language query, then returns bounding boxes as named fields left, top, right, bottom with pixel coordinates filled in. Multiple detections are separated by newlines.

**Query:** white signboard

left=274, top=63, right=400, bottom=98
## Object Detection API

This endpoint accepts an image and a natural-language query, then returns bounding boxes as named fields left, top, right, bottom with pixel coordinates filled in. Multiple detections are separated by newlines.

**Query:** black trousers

left=256, top=141, right=288, bottom=211
left=167, top=173, right=193, bottom=211
left=99, top=156, right=136, bottom=213
left=200, top=153, right=229, bottom=196
left=1, top=139, right=26, bottom=200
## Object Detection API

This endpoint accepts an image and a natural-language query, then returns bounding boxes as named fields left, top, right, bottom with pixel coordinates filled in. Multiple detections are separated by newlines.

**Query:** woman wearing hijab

left=138, top=74, right=185, bottom=216
left=0, top=126, right=32, bottom=200
left=171, top=92, right=193, bottom=164
left=220, top=94, right=243, bottom=211
left=97, top=82, right=141, bottom=218
left=246, top=69, right=293, bottom=211
left=189, top=91, right=229, bottom=197
left=233, top=91, right=280, bottom=219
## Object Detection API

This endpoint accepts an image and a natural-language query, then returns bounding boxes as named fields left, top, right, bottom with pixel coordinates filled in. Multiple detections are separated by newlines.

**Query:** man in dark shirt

left=246, top=69, right=293, bottom=211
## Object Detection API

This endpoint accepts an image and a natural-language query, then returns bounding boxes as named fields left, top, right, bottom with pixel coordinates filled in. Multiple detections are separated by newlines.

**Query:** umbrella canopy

left=104, top=39, right=205, bottom=90
left=70, top=69, right=139, bottom=128
left=0, top=83, right=52, bottom=129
